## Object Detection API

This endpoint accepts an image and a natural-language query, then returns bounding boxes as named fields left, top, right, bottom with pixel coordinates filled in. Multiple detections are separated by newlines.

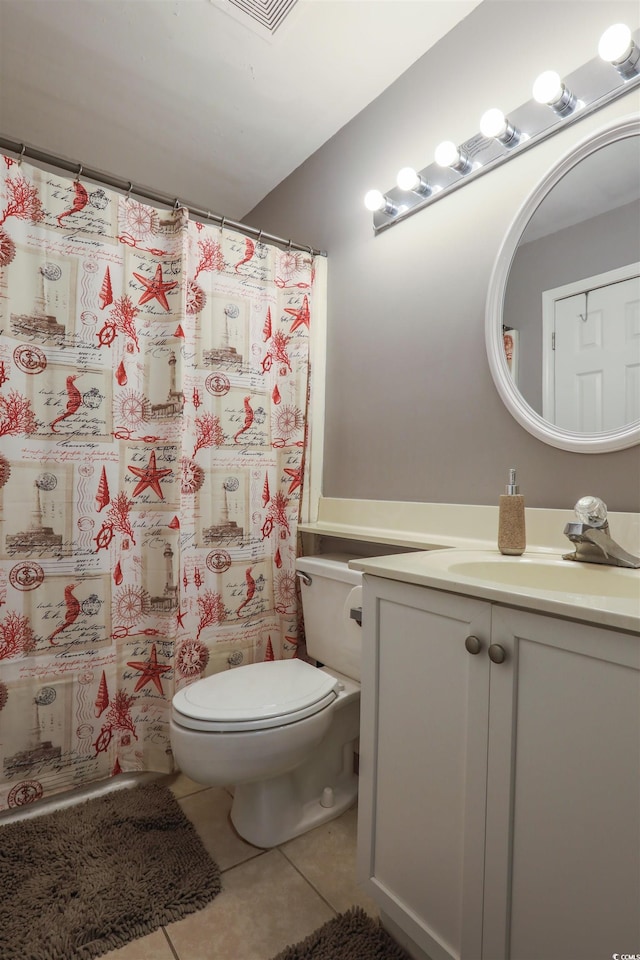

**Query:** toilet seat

left=172, top=659, right=340, bottom=733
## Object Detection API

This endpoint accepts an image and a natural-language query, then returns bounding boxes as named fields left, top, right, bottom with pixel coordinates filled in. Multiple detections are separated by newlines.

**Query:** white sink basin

left=433, top=553, right=640, bottom=600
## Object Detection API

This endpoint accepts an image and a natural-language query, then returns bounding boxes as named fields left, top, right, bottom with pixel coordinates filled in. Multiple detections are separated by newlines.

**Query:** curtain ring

left=173, top=198, right=180, bottom=211
left=126, top=182, right=133, bottom=202
left=220, top=216, right=226, bottom=229
left=206, top=211, right=212, bottom=222
left=257, top=230, right=263, bottom=243
left=287, top=239, right=293, bottom=251
left=75, top=163, right=83, bottom=182
left=18, top=144, right=26, bottom=166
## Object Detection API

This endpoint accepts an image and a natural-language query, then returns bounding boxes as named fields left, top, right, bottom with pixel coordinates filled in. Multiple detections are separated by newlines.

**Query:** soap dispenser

left=498, top=468, right=526, bottom=556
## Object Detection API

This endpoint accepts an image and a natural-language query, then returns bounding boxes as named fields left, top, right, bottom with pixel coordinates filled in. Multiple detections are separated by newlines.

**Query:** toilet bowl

left=169, top=554, right=363, bottom=848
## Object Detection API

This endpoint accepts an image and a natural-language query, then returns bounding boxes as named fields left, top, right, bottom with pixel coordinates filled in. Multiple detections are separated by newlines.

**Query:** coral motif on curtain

left=0, top=156, right=317, bottom=810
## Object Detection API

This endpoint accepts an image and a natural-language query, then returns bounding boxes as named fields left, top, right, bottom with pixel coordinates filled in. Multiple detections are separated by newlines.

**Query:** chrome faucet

left=563, top=496, right=640, bottom=568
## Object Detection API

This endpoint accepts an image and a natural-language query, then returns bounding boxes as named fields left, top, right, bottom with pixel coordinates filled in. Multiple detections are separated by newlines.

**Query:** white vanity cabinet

left=357, top=574, right=640, bottom=960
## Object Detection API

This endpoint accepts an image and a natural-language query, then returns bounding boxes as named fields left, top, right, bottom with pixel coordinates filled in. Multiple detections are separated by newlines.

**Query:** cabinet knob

left=465, top=635, right=482, bottom=655
left=488, top=644, right=506, bottom=664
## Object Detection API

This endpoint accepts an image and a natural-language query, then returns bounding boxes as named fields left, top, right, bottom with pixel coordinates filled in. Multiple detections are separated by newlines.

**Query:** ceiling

left=0, top=0, right=482, bottom=220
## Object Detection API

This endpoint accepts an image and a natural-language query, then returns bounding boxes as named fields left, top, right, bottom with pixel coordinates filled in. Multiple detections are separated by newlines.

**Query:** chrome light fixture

left=365, top=24, right=640, bottom=234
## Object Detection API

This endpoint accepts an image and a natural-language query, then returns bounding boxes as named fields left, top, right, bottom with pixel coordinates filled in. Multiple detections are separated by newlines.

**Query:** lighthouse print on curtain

left=0, top=155, right=317, bottom=810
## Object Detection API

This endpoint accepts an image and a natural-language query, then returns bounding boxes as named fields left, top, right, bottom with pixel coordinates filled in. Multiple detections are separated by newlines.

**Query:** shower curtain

left=0, top=155, right=319, bottom=810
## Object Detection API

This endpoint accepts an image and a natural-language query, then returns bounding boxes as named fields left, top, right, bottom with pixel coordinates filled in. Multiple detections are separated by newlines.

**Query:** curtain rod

left=0, top=135, right=327, bottom=258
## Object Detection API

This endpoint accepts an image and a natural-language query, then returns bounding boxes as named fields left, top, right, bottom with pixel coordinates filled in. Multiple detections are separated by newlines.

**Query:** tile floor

left=102, top=773, right=378, bottom=960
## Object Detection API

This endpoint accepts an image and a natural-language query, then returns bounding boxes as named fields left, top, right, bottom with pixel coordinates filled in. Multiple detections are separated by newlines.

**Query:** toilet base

left=230, top=690, right=360, bottom=847
left=231, top=757, right=358, bottom=848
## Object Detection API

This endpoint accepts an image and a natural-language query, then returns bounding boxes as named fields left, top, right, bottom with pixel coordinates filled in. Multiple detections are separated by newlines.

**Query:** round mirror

left=486, top=116, right=640, bottom=453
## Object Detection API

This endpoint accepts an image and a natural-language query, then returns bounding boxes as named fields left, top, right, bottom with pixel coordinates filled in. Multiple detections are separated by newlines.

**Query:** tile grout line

left=219, top=847, right=270, bottom=873
left=278, top=845, right=339, bottom=917
left=161, top=925, right=181, bottom=960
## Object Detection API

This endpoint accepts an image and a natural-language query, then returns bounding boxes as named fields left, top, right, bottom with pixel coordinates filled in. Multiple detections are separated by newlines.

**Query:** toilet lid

left=172, top=659, right=340, bottom=732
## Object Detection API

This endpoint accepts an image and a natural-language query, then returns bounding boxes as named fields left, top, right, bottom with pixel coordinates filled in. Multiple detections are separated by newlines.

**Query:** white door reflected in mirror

left=543, top=266, right=640, bottom=431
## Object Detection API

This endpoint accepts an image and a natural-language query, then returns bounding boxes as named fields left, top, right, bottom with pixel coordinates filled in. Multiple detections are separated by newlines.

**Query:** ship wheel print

left=93, top=726, right=113, bottom=755
left=94, top=522, right=114, bottom=551
left=97, top=322, right=117, bottom=346
left=206, top=549, right=231, bottom=573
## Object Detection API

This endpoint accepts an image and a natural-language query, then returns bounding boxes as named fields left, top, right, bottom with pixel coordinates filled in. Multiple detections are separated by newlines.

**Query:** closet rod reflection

left=0, top=135, right=327, bottom=258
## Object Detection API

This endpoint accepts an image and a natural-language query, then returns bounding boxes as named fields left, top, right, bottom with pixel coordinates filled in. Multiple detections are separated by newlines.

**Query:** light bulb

left=480, top=108, right=520, bottom=146
left=598, top=23, right=639, bottom=76
left=396, top=167, right=431, bottom=196
left=434, top=140, right=471, bottom=173
left=480, top=108, right=508, bottom=139
left=532, top=70, right=564, bottom=105
left=396, top=167, right=420, bottom=191
left=532, top=70, right=576, bottom=114
left=364, top=189, right=385, bottom=212
left=364, top=189, right=397, bottom=216
left=598, top=23, right=632, bottom=63
left=434, top=140, right=459, bottom=167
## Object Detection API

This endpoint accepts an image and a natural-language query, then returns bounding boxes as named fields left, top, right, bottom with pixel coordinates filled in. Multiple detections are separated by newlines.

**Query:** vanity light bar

left=366, top=25, right=640, bottom=234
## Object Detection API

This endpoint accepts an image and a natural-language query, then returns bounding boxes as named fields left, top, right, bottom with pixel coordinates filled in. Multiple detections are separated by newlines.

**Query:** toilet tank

left=295, top=554, right=363, bottom=682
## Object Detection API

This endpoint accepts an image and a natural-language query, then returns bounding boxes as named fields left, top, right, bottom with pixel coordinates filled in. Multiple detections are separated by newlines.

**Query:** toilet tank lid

left=172, top=659, right=340, bottom=724
left=295, top=553, right=362, bottom=584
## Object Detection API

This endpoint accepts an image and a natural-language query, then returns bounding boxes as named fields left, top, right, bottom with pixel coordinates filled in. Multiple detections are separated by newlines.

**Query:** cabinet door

left=484, top=608, right=640, bottom=960
left=357, top=576, right=492, bottom=960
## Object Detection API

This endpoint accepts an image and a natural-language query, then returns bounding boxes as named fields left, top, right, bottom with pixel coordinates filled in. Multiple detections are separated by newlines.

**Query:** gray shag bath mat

left=270, top=906, right=412, bottom=960
left=0, top=780, right=221, bottom=960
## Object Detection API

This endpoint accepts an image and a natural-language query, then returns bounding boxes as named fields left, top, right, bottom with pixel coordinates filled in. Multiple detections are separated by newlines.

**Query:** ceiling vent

left=224, top=0, right=299, bottom=36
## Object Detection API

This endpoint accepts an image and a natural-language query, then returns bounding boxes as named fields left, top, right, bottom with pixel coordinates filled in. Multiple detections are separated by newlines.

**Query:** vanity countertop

left=350, top=548, right=640, bottom=634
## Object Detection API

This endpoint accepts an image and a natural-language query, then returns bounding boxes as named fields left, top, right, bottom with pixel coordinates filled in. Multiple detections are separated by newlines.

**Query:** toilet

left=169, top=554, right=363, bottom=848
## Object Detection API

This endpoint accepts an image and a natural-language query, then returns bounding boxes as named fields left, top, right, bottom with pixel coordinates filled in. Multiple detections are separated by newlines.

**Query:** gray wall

left=249, top=1, right=640, bottom=511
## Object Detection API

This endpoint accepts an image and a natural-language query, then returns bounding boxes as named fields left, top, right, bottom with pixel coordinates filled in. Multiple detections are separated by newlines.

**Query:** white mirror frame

left=485, top=115, right=640, bottom=454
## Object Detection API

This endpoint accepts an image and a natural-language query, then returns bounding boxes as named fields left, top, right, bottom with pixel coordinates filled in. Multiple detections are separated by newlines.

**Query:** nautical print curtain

left=0, top=155, right=317, bottom=810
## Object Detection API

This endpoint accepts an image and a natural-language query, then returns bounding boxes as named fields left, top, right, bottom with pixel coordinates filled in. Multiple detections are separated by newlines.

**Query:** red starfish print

left=284, top=295, right=310, bottom=332
left=283, top=466, right=302, bottom=494
left=176, top=609, right=186, bottom=629
left=132, top=264, right=178, bottom=311
left=128, top=450, right=172, bottom=498
left=127, top=643, right=171, bottom=694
